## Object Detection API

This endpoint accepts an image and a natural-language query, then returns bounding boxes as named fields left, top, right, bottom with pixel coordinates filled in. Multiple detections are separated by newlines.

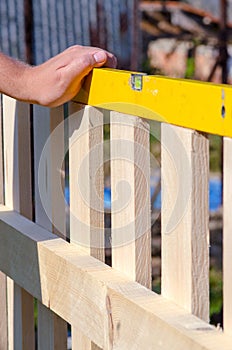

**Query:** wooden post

left=223, top=137, right=232, bottom=334
left=69, top=103, right=104, bottom=349
left=111, top=112, right=151, bottom=288
left=161, top=124, right=209, bottom=322
left=33, top=105, right=67, bottom=350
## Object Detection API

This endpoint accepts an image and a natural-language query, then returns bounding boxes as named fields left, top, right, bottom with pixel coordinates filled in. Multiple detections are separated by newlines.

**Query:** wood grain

left=50, top=106, right=66, bottom=238
left=111, top=112, right=151, bottom=288
left=0, top=206, right=231, bottom=350
left=161, top=124, right=209, bottom=322
left=17, top=101, right=35, bottom=349
left=33, top=105, right=67, bottom=350
left=17, top=102, right=33, bottom=220
left=69, top=103, right=104, bottom=349
left=3, top=96, right=20, bottom=350
left=223, top=137, right=232, bottom=334
left=2, top=96, right=35, bottom=349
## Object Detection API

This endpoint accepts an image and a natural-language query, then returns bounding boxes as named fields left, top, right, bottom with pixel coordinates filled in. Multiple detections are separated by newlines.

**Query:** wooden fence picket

left=50, top=106, right=66, bottom=239
left=17, top=101, right=35, bottom=349
left=111, top=112, right=151, bottom=288
left=69, top=103, right=104, bottom=349
left=2, top=96, right=35, bottom=349
left=33, top=105, right=67, bottom=350
left=223, top=137, right=232, bottom=334
left=3, top=93, right=16, bottom=346
left=161, top=124, right=209, bottom=322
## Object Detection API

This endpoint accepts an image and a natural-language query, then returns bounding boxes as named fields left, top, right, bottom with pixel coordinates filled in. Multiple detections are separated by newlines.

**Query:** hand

left=27, top=45, right=117, bottom=107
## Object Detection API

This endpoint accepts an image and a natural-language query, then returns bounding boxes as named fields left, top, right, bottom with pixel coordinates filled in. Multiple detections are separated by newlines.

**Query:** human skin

left=0, top=45, right=117, bottom=107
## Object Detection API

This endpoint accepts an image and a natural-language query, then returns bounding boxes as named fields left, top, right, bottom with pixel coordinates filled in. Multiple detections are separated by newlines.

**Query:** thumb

left=77, top=50, right=107, bottom=78
left=93, top=51, right=107, bottom=66
left=61, top=50, right=108, bottom=83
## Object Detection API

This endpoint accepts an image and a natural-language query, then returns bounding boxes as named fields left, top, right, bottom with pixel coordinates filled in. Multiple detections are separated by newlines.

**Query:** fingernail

left=93, top=51, right=106, bottom=63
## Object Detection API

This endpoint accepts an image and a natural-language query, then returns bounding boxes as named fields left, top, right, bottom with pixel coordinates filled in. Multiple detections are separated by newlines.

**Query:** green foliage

left=210, top=267, right=223, bottom=320
left=104, top=123, right=110, bottom=140
left=152, top=277, right=161, bottom=294
left=185, top=57, right=195, bottom=79
left=34, top=298, right=38, bottom=330
left=209, top=135, right=222, bottom=173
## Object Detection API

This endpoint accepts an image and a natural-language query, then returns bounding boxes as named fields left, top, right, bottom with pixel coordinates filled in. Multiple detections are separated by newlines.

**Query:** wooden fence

left=0, top=68, right=232, bottom=349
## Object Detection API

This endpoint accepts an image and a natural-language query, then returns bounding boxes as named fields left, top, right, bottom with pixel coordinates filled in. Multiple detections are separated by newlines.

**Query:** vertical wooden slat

left=17, top=103, right=33, bottom=220
left=111, top=112, right=151, bottom=289
left=2, top=98, right=35, bottom=349
left=17, top=101, right=35, bottom=349
left=2, top=96, right=21, bottom=350
left=3, top=96, right=19, bottom=210
left=33, top=105, right=67, bottom=350
left=69, top=103, right=104, bottom=350
left=0, top=94, right=8, bottom=350
left=37, top=304, right=67, bottom=350
left=2, top=97, right=35, bottom=349
left=0, top=271, right=8, bottom=350
left=223, top=137, right=232, bottom=334
left=6, top=279, right=17, bottom=350
left=50, top=106, right=66, bottom=238
left=161, top=124, right=209, bottom=322
left=20, top=289, right=35, bottom=349
left=33, top=106, right=52, bottom=231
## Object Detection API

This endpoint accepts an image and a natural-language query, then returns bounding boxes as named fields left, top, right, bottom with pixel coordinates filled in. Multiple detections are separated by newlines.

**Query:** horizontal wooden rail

left=0, top=205, right=231, bottom=350
left=75, top=68, right=232, bottom=137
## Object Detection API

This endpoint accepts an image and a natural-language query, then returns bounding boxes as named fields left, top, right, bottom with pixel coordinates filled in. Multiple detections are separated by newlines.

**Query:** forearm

left=0, top=52, right=32, bottom=102
left=0, top=46, right=116, bottom=107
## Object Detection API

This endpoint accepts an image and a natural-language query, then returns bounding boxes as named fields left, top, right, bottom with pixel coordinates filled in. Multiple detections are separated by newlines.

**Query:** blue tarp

left=65, top=177, right=222, bottom=213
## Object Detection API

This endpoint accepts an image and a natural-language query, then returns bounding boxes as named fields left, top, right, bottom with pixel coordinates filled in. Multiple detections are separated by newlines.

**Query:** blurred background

left=0, top=0, right=139, bottom=68
left=1, top=0, right=230, bottom=329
